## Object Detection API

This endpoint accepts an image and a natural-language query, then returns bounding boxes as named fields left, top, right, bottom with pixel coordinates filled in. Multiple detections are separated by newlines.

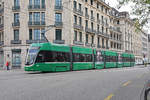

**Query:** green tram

left=25, top=42, right=135, bottom=72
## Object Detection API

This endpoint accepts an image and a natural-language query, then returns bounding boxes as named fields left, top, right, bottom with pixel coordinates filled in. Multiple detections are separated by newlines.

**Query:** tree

left=118, top=0, right=150, bottom=28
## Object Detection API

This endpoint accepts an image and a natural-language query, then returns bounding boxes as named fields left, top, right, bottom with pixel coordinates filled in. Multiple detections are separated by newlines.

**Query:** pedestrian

left=6, top=61, right=10, bottom=70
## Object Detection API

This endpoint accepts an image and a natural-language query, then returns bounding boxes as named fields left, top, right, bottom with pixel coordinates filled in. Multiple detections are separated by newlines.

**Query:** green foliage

left=118, top=0, right=150, bottom=28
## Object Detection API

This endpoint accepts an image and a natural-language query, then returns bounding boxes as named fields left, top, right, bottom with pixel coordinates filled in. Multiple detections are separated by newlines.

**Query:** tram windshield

left=25, top=47, right=39, bottom=65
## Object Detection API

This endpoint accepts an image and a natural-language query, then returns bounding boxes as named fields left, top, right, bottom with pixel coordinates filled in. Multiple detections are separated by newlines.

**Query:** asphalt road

left=0, top=65, right=150, bottom=100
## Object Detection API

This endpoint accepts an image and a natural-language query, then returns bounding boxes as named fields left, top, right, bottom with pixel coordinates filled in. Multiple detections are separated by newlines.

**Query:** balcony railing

left=97, top=19, right=101, bottom=24
left=0, top=41, right=4, bottom=46
left=28, top=5, right=46, bottom=10
left=26, top=39, right=47, bottom=44
left=12, top=22, right=20, bottom=27
left=85, top=42, right=91, bottom=47
left=85, top=13, right=89, bottom=19
left=91, top=16, right=95, bottom=21
left=11, top=40, right=22, bottom=44
left=73, top=8, right=83, bottom=16
left=73, top=23, right=83, bottom=31
left=55, top=5, right=63, bottom=11
left=55, top=21, right=63, bottom=27
left=85, top=27, right=96, bottom=34
left=28, top=21, right=46, bottom=26
left=73, top=40, right=84, bottom=45
left=53, top=40, right=65, bottom=44
left=12, top=6, right=20, bottom=11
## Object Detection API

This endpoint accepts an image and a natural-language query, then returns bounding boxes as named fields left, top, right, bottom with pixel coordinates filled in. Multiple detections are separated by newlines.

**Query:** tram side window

left=105, top=56, right=117, bottom=62
left=35, top=50, right=70, bottom=63
left=96, top=51, right=103, bottom=62
left=73, top=53, right=92, bottom=62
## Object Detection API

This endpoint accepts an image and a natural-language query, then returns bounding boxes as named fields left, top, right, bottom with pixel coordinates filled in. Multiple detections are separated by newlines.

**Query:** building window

left=41, top=29, right=45, bottom=40
left=85, top=7, right=88, bottom=15
left=106, top=40, right=108, bottom=47
left=79, top=3, right=82, bottom=11
left=74, top=15, right=77, bottom=24
left=34, top=0, right=40, bottom=6
left=117, top=20, right=120, bottom=24
left=41, top=12, right=45, bottom=23
left=102, top=38, right=104, bottom=47
left=85, top=0, right=88, bottom=2
left=14, top=0, right=20, bottom=6
left=97, top=13, right=99, bottom=21
left=34, top=29, right=40, bottom=40
left=98, top=37, right=100, bottom=46
left=29, top=0, right=32, bottom=5
left=55, top=29, right=62, bottom=40
left=91, top=10, right=93, bottom=18
left=29, top=12, right=32, bottom=22
left=101, top=6, right=103, bottom=12
left=33, top=12, right=40, bottom=22
left=79, top=32, right=82, bottom=42
left=79, top=17, right=82, bottom=26
left=85, top=20, right=88, bottom=28
left=55, top=13, right=62, bottom=22
left=97, top=3, right=99, bottom=9
left=74, top=30, right=77, bottom=41
left=14, top=30, right=19, bottom=40
left=73, top=1, right=77, bottom=9
left=12, top=50, right=21, bottom=67
left=14, top=13, right=19, bottom=23
left=29, top=29, right=32, bottom=40
left=91, top=22, right=93, bottom=30
left=91, top=36, right=94, bottom=44
left=41, top=0, right=45, bottom=7
left=55, top=0, right=62, bottom=6
left=90, top=0, right=93, bottom=5
left=97, top=24, right=99, bottom=32
left=86, top=34, right=88, bottom=43
left=102, top=26, right=104, bottom=33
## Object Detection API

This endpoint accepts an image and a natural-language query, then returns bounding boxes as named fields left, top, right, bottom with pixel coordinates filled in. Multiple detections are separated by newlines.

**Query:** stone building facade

left=0, top=0, right=144, bottom=69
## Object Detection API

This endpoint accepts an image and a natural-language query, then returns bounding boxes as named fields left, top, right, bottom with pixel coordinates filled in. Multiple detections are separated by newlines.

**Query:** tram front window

left=25, top=48, right=39, bottom=65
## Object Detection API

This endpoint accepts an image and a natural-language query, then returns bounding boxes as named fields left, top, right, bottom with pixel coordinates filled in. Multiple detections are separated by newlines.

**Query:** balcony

left=12, top=6, right=20, bottom=11
left=91, top=16, right=95, bottom=22
left=85, top=42, right=91, bottom=47
left=12, top=22, right=20, bottom=27
left=28, top=21, right=46, bottom=27
left=73, top=23, right=83, bottom=31
left=26, top=39, right=47, bottom=44
left=28, top=5, right=46, bottom=10
left=54, top=5, right=63, bottom=11
left=11, top=40, right=22, bottom=44
left=55, top=22, right=63, bottom=28
left=73, top=8, right=83, bottom=16
left=85, top=13, right=89, bottom=19
left=85, top=27, right=96, bottom=34
left=0, top=41, right=4, bottom=46
left=73, top=40, right=84, bottom=45
left=53, top=40, right=65, bottom=44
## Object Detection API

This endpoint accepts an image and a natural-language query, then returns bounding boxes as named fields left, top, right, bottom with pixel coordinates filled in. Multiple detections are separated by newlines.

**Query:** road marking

left=104, top=94, right=114, bottom=100
left=122, top=81, right=131, bottom=87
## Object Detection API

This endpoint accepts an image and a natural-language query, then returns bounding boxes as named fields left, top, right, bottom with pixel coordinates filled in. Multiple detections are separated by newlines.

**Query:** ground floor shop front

left=0, top=46, right=29, bottom=69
